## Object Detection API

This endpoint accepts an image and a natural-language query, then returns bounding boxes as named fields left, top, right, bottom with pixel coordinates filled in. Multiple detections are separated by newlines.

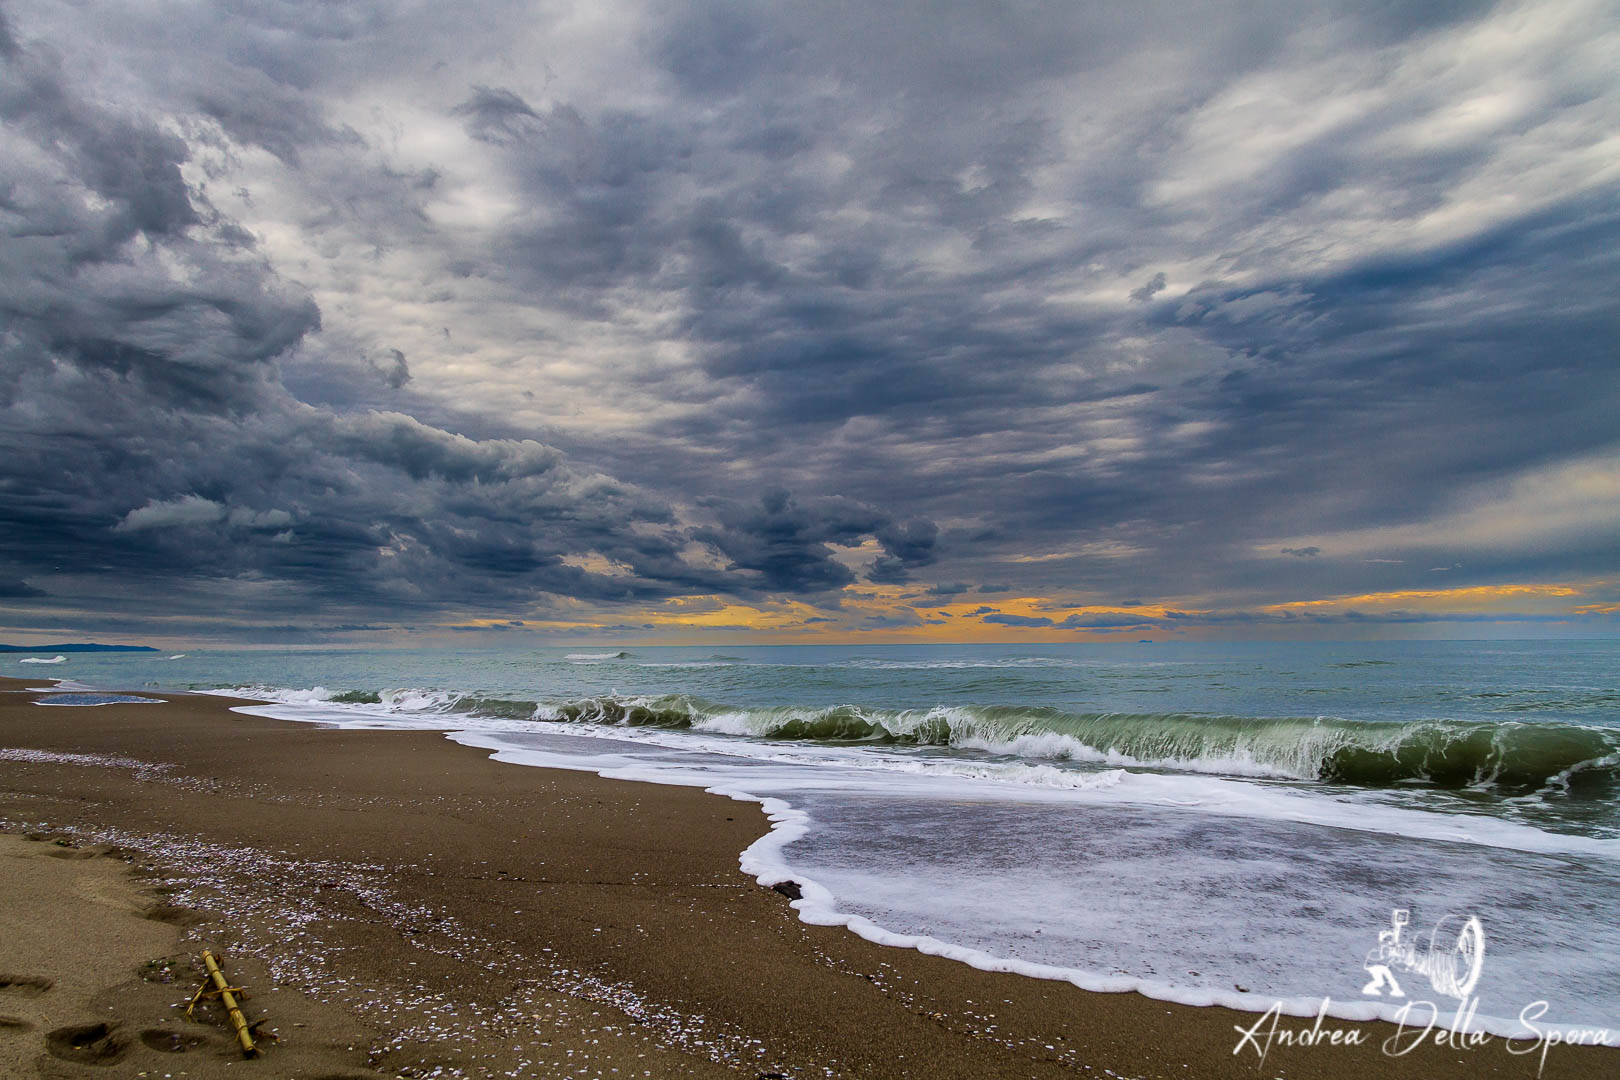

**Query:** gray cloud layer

left=2, top=0, right=1617, bottom=639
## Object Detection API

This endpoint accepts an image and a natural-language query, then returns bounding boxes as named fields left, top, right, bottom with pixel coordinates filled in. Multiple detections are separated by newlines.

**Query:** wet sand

left=0, top=675, right=1611, bottom=1079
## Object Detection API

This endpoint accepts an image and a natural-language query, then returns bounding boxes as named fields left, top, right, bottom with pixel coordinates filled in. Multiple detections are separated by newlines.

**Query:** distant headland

left=0, top=643, right=159, bottom=653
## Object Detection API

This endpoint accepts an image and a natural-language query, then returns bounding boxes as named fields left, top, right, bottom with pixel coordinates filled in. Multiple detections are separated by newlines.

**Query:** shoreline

left=444, top=724, right=1616, bottom=1045
left=1, top=674, right=1613, bottom=1078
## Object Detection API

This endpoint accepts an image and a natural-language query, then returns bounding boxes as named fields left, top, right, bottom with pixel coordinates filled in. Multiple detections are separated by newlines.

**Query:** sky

left=1, top=0, right=1618, bottom=646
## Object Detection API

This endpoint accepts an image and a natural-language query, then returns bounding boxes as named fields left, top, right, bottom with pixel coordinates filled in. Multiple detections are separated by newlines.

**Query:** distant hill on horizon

left=0, top=643, right=159, bottom=653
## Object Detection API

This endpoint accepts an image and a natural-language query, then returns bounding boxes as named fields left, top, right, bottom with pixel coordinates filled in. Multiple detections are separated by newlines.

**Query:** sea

left=22, top=639, right=1620, bottom=1042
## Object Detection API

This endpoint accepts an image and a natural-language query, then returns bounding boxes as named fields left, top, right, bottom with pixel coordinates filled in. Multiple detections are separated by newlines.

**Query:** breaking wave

left=225, top=685, right=1620, bottom=796
left=530, top=696, right=1620, bottom=793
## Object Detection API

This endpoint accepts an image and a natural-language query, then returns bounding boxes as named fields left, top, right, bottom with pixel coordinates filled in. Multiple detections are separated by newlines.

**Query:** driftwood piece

left=188, top=950, right=256, bottom=1057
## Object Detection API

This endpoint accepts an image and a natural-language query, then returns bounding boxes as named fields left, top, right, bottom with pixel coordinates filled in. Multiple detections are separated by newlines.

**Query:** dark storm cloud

left=368, top=349, right=412, bottom=389
left=694, top=491, right=937, bottom=593
left=1054, top=614, right=1163, bottom=630
left=491, top=0, right=1615, bottom=616
left=867, top=519, right=940, bottom=584
left=2, top=0, right=1617, bottom=639
left=982, top=613, right=1056, bottom=628
left=453, top=85, right=544, bottom=145
left=0, top=13, right=939, bottom=632
left=1130, top=273, right=1168, bottom=302
left=480, top=25, right=1610, bottom=608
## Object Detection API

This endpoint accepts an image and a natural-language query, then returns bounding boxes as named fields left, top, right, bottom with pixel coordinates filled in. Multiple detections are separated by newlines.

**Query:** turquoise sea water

left=23, top=639, right=1620, bottom=1039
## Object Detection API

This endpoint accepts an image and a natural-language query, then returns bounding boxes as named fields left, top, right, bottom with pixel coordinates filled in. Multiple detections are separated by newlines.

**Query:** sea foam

left=214, top=684, right=1620, bottom=1043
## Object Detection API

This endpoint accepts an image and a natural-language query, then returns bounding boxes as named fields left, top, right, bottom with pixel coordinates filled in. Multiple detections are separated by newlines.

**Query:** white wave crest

left=691, top=711, right=762, bottom=736
left=378, top=688, right=464, bottom=713
left=210, top=685, right=335, bottom=705
left=952, top=730, right=1300, bottom=779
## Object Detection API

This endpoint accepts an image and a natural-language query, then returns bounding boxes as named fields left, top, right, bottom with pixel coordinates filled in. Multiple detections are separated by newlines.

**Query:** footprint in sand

left=41, top=845, right=104, bottom=860
left=23, top=834, right=102, bottom=860
left=45, top=1021, right=130, bottom=1065
left=0, top=974, right=53, bottom=997
left=141, top=902, right=211, bottom=927
left=0, top=975, right=50, bottom=1040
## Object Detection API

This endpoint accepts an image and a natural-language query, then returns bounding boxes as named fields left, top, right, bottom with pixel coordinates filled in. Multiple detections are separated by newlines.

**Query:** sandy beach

left=0, top=675, right=1611, bottom=1079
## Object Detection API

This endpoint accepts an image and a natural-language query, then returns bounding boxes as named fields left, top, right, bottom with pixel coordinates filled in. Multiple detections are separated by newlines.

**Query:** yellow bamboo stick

left=201, top=950, right=256, bottom=1057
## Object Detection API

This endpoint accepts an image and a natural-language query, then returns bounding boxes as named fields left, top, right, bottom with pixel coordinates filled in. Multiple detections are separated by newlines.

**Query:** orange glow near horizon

left=425, top=579, right=1610, bottom=644
left=1266, top=582, right=1585, bottom=611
